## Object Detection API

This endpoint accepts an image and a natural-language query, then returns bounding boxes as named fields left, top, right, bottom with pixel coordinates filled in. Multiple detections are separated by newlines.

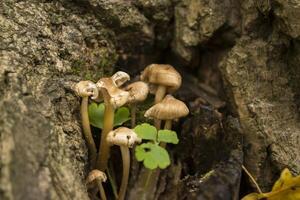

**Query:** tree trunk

left=1, top=0, right=300, bottom=199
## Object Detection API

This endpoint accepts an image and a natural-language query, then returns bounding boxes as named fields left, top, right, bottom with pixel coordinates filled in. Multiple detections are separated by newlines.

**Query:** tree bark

left=1, top=0, right=300, bottom=199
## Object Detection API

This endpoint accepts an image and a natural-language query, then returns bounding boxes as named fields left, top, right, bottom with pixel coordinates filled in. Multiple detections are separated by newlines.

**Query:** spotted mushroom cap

left=74, top=80, right=98, bottom=99
left=140, top=64, right=182, bottom=93
left=125, top=81, right=149, bottom=104
left=96, top=76, right=130, bottom=109
left=86, top=170, right=107, bottom=184
left=107, top=127, right=141, bottom=148
left=144, top=95, right=189, bottom=120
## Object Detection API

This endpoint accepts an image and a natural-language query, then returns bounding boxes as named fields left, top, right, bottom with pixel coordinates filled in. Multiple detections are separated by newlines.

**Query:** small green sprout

left=88, top=102, right=130, bottom=129
left=133, top=123, right=179, bottom=170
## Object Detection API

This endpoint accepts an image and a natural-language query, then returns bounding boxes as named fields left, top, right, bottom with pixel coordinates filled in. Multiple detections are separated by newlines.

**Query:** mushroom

left=74, top=80, right=98, bottom=167
left=96, top=73, right=130, bottom=171
left=144, top=95, right=189, bottom=130
left=107, top=127, right=141, bottom=200
left=93, top=71, right=130, bottom=103
left=112, top=71, right=130, bottom=87
left=86, top=170, right=107, bottom=200
left=124, top=81, right=149, bottom=127
left=140, top=64, right=182, bottom=104
left=140, top=64, right=181, bottom=129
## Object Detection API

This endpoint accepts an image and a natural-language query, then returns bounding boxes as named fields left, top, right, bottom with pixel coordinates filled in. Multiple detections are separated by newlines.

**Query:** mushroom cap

left=96, top=77, right=129, bottom=108
left=107, top=127, right=141, bottom=148
left=86, top=170, right=107, bottom=184
left=125, top=81, right=149, bottom=104
left=74, top=80, right=98, bottom=99
left=140, top=64, right=182, bottom=93
left=144, top=95, right=189, bottom=120
left=111, top=71, right=130, bottom=87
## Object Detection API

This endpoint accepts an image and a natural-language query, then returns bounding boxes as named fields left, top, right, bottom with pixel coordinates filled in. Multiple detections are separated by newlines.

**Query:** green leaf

left=88, top=102, right=105, bottom=129
left=152, top=144, right=171, bottom=169
left=134, top=123, right=157, bottom=141
left=157, top=130, right=179, bottom=144
left=88, top=103, right=130, bottom=129
left=135, top=142, right=170, bottom=170
left=114, top=107, right=130, bottom=127
left=135, top=144, right=148, bottom=162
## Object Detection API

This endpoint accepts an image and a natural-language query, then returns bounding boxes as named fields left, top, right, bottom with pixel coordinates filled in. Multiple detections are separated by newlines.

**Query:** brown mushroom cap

left=86, top=170, right=107, bottom=184
left=125, top=81, right=149, bottom=104
left=96, top=77, right=129, bottom=108
left=111, top=71, right=130, bottom=87
left=107, top=127, right=141, bottom=148
left=140, top=64, right=182, bottom=93
left=144, top=95, right=189, bottom=120
left=74, top=80, right=98, bottom=99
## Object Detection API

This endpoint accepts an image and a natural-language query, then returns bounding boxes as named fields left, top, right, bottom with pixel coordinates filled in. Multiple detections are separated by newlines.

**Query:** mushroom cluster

left=73, top=64, right=189, bottom=200
left=141, top=64, right=183, bottom=129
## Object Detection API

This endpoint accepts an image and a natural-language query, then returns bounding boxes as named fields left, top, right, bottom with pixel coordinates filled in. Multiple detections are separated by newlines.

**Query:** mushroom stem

left=96, top=180, right=107, bottom=200
left=154, top=85, right=167, bottom=129
left=155, top=85, right=167, bottom=103
left=118, top=146, right=130, bottom=200
left=81, top=97, right=97, bottom=168
left=130, top=104, right=137, bottom=128
left=164, top=120, right=172, bottom=130
left=97, top=100, right=115, bottom=171
left=154, top=119, right=161, bottom=130
left=160, top=120, right=173, bottom=148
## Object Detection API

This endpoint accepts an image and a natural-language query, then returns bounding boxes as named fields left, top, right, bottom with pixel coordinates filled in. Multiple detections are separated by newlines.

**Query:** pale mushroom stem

left=164, top=120, right=172, bottom=130
left=118, top=146, right=130, bottom=200
left=154, top=119, right=161, bottom=130
left=97, top=98, right=115, bottom=171
left=154, top=85, right=167, bottom=129
left=130, top=104, right=137, bottom=128
left=81, top=97, right=97, bottom=168
left=154, top=85, right=167, bottom=104
left=96, top=180, right=107, bottom=200
left=161, top=120, right=173, bottom=148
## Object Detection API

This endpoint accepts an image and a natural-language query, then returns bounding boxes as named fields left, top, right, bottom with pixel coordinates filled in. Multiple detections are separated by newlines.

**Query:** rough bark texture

left=1, top=0, right=300, bottom=200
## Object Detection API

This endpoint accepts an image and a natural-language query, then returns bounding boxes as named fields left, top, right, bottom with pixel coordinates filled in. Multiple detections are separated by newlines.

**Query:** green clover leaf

left=114, top=107, right=130, bottom=126
left=88, top=102, right=130, bottom=129
left=135, top=142, right=170, bottom=170
left=134, top=123, right=157, bottom=141
left=157, top=130, right=179, bottom=144
left=88, top=102, right=105, bottom=128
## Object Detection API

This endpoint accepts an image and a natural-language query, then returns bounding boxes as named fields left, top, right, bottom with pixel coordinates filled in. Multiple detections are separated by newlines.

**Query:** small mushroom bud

left=74, top=80, right=99, bottom=99
left=106, top=127, right=141, bottom=200
left=86, top=170, right=107, bottom=200
left=86, top=169, right=107, bottom=184
left=124, top=81, right=149, bottom=127
left=73, top=81, right=98, bottom=168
